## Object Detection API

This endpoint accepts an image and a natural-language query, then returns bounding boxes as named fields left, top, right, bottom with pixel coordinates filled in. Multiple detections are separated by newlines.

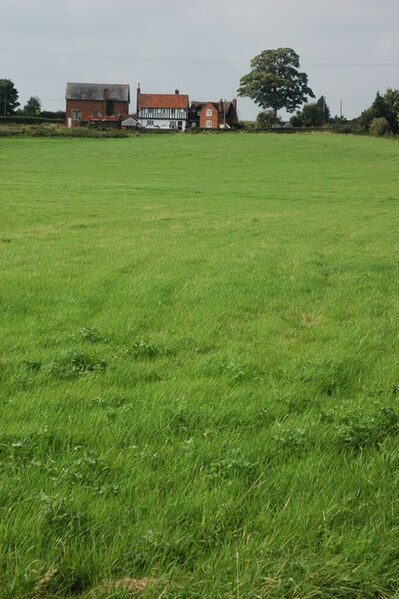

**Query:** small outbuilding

left=121, top=117, right=139, bottom=129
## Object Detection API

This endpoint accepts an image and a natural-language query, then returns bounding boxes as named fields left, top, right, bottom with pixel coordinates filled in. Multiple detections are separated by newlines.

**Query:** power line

left=0, top=47, right=244, bottom=65
left=1, top=47, right=399, bottom=67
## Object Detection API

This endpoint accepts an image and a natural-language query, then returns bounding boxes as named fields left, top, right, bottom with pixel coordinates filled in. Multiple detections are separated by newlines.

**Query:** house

left=65, top=82, right=130, bottom=127
left=189, top=98, right=238, bottom=129
left=136, top=85, right=189, bottom=131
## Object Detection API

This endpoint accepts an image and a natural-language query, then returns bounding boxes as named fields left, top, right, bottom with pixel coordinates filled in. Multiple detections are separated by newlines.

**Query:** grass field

left=1, top=133, right=399, bottom=598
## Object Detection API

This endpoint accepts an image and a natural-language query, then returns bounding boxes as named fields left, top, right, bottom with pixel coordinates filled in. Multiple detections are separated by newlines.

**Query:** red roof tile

left=138, top=93, right=189, bottom=109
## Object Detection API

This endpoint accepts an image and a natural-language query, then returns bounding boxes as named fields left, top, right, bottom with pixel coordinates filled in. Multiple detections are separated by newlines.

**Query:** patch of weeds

left=47, top=350, right=106, bottom=379
left=203, top=357, right=265, bottom=384
left=167, top=407, right=202, bottom=435
left=0, top=238, right=12, bottom=243
left=94, top=394, right=134, bottom=418
left=0, top=431, right=72, bottom=468
left=35, top=564, right=92, bottom=596
left=181, top=337, right=214, bottom=355
left=206, top=448, right=259, bottom=481
left=79, top=326, right=110, bottom=344
left=126, top=367, right=164, bottom=384
left=98, top=577, right=154, bottom=595
left=59, top=447, right=115, bottom=493
left=142, top=370, right=163, bottom=382
left=215, top=407, right=273, bottom=432
left=39, top=493, right=91, bottom=538
left=335, top=406, right=398, bottom=452
left=24, top=360, right=42, bottom=372
left=273, top=426, right=308, bottom=452
left=129, top=340, right=163, bottom=359
left=293, top=357, right=362, bottom=396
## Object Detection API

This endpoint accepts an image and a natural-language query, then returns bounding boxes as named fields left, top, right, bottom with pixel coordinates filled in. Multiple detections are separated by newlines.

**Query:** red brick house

left=136, top=85, right=189, bottom=131
left=65, top=83, right=130, bottom=126
left=189, top=99, right=238, bottom=129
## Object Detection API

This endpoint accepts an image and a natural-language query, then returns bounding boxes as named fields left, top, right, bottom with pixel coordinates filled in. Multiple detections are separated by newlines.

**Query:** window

left=205, top=120, right=212, bottom=128
left=147, top=120, right=154, bottom=127
left=91, top=110, right=100, bottom=117
left=72, top=110, right=81, bottom=121
left=170, top=109, right=176, bottom=116
left=170, top=121, right=177, bottom=129
left=206, top=108, right=213, bottom=117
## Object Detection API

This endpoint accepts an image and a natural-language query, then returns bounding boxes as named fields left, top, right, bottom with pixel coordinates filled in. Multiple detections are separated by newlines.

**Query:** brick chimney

left=175, top=89, right=179, bottom=95
left=137, top=83, right=141, bottom=113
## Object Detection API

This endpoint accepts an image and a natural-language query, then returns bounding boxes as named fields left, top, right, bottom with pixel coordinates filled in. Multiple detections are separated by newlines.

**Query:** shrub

left=255, top=110, right=282, bottom=129
left=369, top=117, right=392, bottom=137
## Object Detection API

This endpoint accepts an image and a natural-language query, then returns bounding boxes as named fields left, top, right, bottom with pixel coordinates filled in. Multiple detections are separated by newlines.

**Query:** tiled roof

left=138, top=93, right=189, bottom=109
left=65, top=83, right=130, bottom=102
left=191, top=100, right=229, bottom=113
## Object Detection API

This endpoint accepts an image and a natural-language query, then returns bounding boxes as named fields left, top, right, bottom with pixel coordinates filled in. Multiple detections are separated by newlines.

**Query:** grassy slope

left=0, top=133, right=399, bottom=598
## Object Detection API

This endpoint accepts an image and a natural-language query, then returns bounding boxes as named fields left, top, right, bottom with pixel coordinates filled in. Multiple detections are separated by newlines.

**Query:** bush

left=0, top=115, right=63, bottom=125
left=255, top=110, right=282, bottom=129
left=369, top=117, right=392, bottom=137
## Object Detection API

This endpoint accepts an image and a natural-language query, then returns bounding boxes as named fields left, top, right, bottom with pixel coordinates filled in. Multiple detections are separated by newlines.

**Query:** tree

left=237, top=48, right=314, bottom=119
left=23, top=96, right=41, bottom=116
left=0, top=79, right=20, bottom=116
left=359, top=89, right=399, bottom=134
left=290, top=96, right=330, bottom=127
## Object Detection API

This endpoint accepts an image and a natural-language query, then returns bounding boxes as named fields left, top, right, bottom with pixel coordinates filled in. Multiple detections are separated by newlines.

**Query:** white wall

left=139, top=118, right=187, bottom=132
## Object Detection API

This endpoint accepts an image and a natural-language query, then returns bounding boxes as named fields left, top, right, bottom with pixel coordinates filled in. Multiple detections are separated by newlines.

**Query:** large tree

left=0, top=79, right=20, bottom=116
left=237, top=48, right=314, bottom=118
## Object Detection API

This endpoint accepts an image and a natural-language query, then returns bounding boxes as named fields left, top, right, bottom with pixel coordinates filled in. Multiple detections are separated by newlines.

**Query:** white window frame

left=72, top=110, right=81, bottom=121
left=147, top=120, right=154, bottom=127
left=205, top=119, right=212, bottom=128
left=206, top=108, right=213, bottom=117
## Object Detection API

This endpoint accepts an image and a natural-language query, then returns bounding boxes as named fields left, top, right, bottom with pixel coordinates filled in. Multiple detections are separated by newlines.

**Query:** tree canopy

left=0, top=79, right=20, bottom=116
left=359, top=89, right=399, bottom=134
left=23, top=96, right=42, bottom=116
left=237, top=48, right=314, bottom=117
left=290, top=96, right=330, bottom=127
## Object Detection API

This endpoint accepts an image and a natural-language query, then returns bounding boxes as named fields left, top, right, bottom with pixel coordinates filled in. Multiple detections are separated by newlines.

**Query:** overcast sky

left=1, top=0, right=398, bottom=120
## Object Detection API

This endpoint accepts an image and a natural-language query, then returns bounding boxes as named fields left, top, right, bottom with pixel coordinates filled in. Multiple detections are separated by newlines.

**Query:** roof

left=65, top=83, right=130, bottom=102
left=138, top=93, right=189, bottom=109
left=191, top=100, right=235, bottom=113
left=122, top=117, right=139, bottom=127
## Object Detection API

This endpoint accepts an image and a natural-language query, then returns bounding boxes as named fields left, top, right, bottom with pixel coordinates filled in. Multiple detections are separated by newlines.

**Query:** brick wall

left=66, top=100, right=129, bottom=124
left=199, top=103, right=219, bottom=129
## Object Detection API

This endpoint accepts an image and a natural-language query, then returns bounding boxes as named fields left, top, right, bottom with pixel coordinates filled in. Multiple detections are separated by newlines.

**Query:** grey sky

left=1, top=0, right=398, bottom=120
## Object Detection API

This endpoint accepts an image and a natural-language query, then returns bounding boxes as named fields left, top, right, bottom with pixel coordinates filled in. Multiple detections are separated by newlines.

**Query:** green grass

left=0, top=133, right=399, bottom=598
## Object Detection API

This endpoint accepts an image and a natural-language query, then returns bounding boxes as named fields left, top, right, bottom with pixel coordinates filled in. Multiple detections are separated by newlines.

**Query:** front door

left=178, top=121, right=183, bottom=130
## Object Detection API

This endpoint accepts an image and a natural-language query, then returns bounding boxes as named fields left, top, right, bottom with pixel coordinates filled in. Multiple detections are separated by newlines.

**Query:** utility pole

left=340, top=99, right=343, bottom=119
left=3, top=93, right=7, bottom=117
